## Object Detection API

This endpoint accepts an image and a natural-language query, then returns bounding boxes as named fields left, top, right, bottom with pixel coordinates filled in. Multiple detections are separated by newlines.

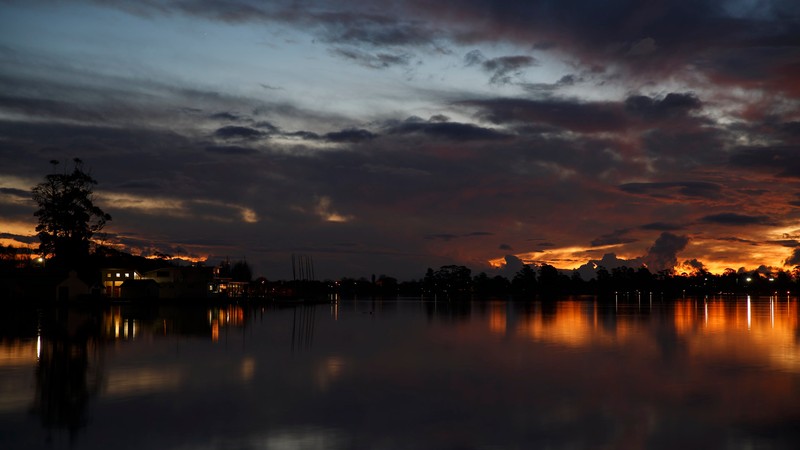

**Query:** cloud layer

left=1, top=0, right=799, bottom=278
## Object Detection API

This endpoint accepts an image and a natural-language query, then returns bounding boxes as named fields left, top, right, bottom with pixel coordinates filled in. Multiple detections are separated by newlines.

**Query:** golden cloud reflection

left=490, top=297, right=800, bottom=372
left=490, top=300, right=628, bottom=347
left=677, top=296, right=800, bottom=372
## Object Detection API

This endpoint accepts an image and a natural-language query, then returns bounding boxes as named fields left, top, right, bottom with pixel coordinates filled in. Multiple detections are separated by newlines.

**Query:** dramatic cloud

left=642, top=232, right=689, bottom=273
left=324, top=128, right=377, bottom=143
left=462, top=98, right=628, bottom=133
left=213, top=126, right=266, bottom=140
left=729, top=146, right=800, bottom=178
left=590, top=229, right=637, bottom=247
left=388, top=120, right=510, bottom=141
left=465, top=50, right=538, bottom=84
left=700, top=213, right=771, bottom=226
left=620, top=182, right=722, bottom=199
left=624, top=93, right=702, bottom=120
left=331, top=47, right=411, bottom=69
left=785, top=248, right=800, bottom=267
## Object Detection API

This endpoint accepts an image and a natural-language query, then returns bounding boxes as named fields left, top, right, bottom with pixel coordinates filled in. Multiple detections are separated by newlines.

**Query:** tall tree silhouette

left=31, top=159, right=111, bottom=267
left=231, top=260, right=253, bottom=282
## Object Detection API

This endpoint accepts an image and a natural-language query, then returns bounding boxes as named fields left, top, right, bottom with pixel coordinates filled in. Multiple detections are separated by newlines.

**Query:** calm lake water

left=1, top=296, right=799, bottom=450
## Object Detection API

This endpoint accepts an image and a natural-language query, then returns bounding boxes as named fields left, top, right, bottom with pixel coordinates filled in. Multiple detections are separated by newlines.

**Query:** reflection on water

left=0, top=297, right=798, bottom=449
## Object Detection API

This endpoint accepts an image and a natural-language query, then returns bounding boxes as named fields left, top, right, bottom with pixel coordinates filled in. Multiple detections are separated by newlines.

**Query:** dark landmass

left=2, top=244, right=797, bottom=304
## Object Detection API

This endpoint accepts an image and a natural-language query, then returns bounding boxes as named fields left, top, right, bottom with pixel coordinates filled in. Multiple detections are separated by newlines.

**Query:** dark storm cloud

left=624, top=93, right=702, bottom=120
left=462, top=92, right=702, bottom=134
left=324, top=128, right=377, bottom=143
left=0, top=93, right=107, bottom=122
left=590, top=229, right=637, bottom=247
left=331, top=47, right=411, bottom=69
left=213, top=126, right=266, bottom=140
left=462, top=98, right=627, bottom=133
left=205, top=145, right=259, bottom=156
left=464, top=50, right=538, bottom=85
left=387, top=120, right=511, bottom=141
left=484, top=56, right=537, bottom=84
left=253, top=121, right=280, bottom=133
left=779, top=121, right=800, bottom=138
left=682, top=258, right=706, bottom=272
left=0, top=187, right=29, bottom=198
left=0, top=232, right=38, bottom=244
left=700, top=213, right=771, bottom=226
left=642, top=232, right=689, bottom=273
left=522, top=74, right=581, bottom=93
left=286, top=130, right=322, bottom=140
left=729, top=145, right=800, bottom=178
left=209, top=112, right=242, bottom=121
left=785, top=248, right=800, bottom=266
left=768, top=239, right=800, bottom=248
left=717, top=236, right=759, bottom=245
left=639, top=129, right=728, bottom=171
left=0, top=120, right=193, bottom=170
left=619, top=181, right=722, bottom=199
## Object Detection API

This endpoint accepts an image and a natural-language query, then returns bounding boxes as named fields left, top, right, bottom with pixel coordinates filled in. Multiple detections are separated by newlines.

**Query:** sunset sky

left=1, top=0, right=799, bottom=280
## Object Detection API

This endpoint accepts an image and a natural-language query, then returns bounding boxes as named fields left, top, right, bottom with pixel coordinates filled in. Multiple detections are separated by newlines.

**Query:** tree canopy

left=31, top=159, right=111, bottom=266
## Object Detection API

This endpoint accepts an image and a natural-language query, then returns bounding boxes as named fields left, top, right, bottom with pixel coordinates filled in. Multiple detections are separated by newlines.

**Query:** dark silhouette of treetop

left=31, top=159, right=111, bottom=266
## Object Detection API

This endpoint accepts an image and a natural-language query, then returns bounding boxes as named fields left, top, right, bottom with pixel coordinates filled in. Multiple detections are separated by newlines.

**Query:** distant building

left=207, top=259, right=249, bottom=298
left=101, top=268, right=141, bottom=298
left=56, top=270, right=90, bottom=301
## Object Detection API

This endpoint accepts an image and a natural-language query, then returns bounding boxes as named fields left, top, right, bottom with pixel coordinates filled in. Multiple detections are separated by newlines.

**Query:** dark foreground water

left=1, top=296, right=799, bottom=450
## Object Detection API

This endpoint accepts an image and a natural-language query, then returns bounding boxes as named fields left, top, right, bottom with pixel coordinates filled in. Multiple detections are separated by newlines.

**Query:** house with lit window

left=101, top=268, right=141, bottom=298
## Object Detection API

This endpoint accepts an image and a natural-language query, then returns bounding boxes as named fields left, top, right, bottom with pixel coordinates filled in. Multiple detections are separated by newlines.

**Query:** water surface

left=1, top=296, right=799, bottom=449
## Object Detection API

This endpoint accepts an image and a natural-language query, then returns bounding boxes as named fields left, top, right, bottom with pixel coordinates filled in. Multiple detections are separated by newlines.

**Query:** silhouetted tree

left=538, top=263, right=562, bottom=294
left=434, top=265, right=472, bottom=298
left=31, top=159, right=111, bottom=267
left=376, top=275, right=399, bottom=296
left=423, top=268, right=436, bottom=296
left=570, top=270, right=585, bottom=292
left=594, top=265, right=611, bottom=293
left=512, top=264, right=537, bottom=297
left=473, top=272, right=510, bottom=298
left=231, top=260, right=252, bottom=282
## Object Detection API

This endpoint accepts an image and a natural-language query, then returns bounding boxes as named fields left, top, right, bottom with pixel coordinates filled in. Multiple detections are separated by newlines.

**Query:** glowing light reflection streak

left=747, top=296, right=751, bottom=330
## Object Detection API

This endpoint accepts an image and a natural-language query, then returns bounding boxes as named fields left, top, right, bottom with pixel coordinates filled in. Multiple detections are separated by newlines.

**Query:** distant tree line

left=322, top=263, right=800, bottom=300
